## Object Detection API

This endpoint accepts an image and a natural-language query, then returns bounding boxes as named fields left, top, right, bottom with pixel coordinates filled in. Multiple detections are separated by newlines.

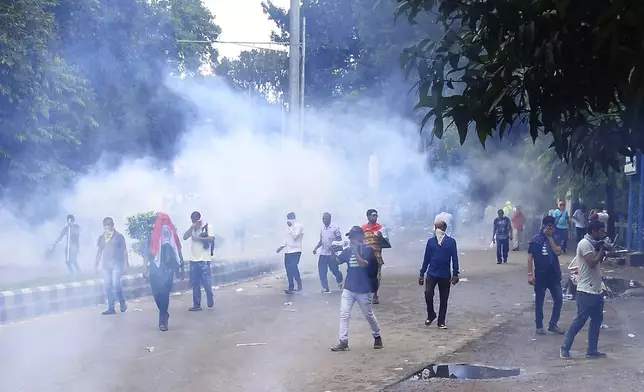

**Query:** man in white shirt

left=571, top=205, right=588, bottom=242
left=434, top=209, right=454, bottom=237
left=560, top=220, right=607, bottom=359
left=276, top=212, right=304, bottom=294
left=313, top=212, right=343, bottom=293
left=182, top=211, right=215, bottom=311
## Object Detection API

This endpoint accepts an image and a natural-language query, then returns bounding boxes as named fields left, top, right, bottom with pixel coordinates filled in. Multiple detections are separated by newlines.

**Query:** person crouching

left=331, top=226, right=383, bottom=351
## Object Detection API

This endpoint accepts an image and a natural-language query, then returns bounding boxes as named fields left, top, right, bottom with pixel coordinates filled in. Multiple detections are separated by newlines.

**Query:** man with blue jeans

left=313, top=212, right=344, bottom=293
left=183, top=211, right=215, bottom=311
left=95, top=217, right=128, bottom=315
left=331, top=226, right=382, bottom=351
left=552, top=201, right=569, bottom=253
left=561, top=220, right=607, bottom=359
left=527, top=216, right=565, bottom=335
left=493, top=209, right=512, bottom=264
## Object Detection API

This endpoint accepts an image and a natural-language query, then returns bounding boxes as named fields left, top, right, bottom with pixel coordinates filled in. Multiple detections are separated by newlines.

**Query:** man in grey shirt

left=560, top=220, right=607, bottom=359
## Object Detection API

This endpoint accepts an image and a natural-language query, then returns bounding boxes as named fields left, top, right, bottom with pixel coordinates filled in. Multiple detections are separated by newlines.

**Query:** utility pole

left=299, top=16, right=307, bottom=144
left=288, top=0, right=301, bottom=141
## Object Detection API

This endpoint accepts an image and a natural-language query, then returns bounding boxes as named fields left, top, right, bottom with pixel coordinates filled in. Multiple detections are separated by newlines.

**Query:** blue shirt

left=420, top=236, right=459, bottom=279
left=337, top=245, right=379, bottom=294
left=552, top=209, right=568, bottom=229
left=493, top=217, right=511, bottom=240
left=527, top=232, right=561, bottom=280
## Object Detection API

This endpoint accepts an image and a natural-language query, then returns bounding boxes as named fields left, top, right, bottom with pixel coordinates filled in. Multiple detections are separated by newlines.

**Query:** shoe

left=560, top=347, right=572, bottom=359
left=207, top=295, right=214, bottom=308
left=438, top=324, right=447, bottom=329
left=331, top=341, right=349, bottom=352
left=548, top=325, right=566, bottom=335
left=284, top=289, right=294, bottom=294
left=102, top=308, right=116, bottom=315
left=159, top=324, right=168, bottom=332
left=189, top=306, right=203, bottom=312
left=119, top=301, right=127, bottom=313
left=337, top=282, right=344, bottom=290
left=585, top=351, right=607, bottom=359
left=503, top=259, right=508, bottom=264
left=322, top=289, right=331, bottom=294
left=372, top=294, right=380, bottom=304
left=373, top=336, right=383, bottom=349
left=425, top=316, right=436, bottom=327
left=536, top=328, right=547, bottom=335
left=497, top=261, right=502, bottom=264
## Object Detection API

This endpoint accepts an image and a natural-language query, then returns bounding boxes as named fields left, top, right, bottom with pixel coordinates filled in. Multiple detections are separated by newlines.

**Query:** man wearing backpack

left=183, top=211, right=215, bottom=311
left=552, top=201, right=570, bottom=254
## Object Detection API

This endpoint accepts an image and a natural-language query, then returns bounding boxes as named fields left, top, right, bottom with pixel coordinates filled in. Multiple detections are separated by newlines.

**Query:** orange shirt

left=511, top=211, right=525, bottom=229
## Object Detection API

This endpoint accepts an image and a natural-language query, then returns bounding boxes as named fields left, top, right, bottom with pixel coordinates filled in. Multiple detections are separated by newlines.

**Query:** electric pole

left=288, top=0, right=301, bottom=141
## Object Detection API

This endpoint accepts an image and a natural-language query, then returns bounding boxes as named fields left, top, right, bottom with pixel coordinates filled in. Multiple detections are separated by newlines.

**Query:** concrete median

left=0, top=258, right=279, bottom=322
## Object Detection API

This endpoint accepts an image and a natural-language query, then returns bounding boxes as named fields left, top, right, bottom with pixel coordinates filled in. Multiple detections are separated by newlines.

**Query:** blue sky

left=204, top=0, right=290, bottom=58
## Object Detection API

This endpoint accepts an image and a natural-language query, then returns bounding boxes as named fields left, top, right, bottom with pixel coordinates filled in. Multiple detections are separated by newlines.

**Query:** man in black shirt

left=331, top=226, right=383, bottom=352
left=95, top=217, right=128, bottom=315
left=51, top=214, right=81, bottom=274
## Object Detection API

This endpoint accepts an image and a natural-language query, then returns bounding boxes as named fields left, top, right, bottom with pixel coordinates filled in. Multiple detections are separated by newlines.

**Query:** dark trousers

left=190, top=261, right=213, bottom=307
left=150, top=265, right=174, bottom=325
left=284, top=252, right=302, bottom=291
left=65, top=247, right=81, bottom=274
left=554, top=227, right=568, bottom=253
left=496, top=238, right=509, bottom=262
left=534, top=275, right=563, bottom=329
left=562, top=292, right=604, bottom=354
left=424, top=275, right=451, bottom=325
left=318, top=255, right=343, bottom=290
left=575, top=227, right=586, bottom=243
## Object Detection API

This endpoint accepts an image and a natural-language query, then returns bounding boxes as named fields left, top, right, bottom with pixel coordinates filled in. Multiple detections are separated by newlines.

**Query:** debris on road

left=171, top=292, right=181, bottom=296
left=134, top=308, right=143, bottom=312
left=284, top=302, right=293, bottom=306
left=146, top=347, right=155, bottom=352
left=628, top=333, right=636, bottom=338
left=285, top=308, right=297, bottom=312
left=601, top=324, right=610, bottom=329
left=460, top=277, right=469, bottom=282
left=394, top=368, right=404, bottom=371
left=236, top=343, right=267, bottom=347
left=214, top=286, right=220, bottom=290
left=132, top=299, right=140, bottom=303
left=236, top=288, right=244, bottom=292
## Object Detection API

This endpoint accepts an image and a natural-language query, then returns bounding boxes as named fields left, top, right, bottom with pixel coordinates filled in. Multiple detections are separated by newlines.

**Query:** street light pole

left=299, top=16, right=307, bottom=144
left=288, top=0, right=301, bottom=141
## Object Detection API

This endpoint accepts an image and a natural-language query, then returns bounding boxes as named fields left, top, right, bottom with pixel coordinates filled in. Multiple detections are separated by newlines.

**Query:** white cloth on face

left=434, top=212, right=453, bottom=236
left=435, top=229, right=446, bottom=245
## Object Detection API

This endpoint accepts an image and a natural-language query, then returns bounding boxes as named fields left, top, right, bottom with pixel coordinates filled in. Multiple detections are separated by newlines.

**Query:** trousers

left=562, top=292, right=604, bottom=354
left=496, top=238, right=509, bottom=262
left=150, top=264, right=174, bottom=323
left=425, top=275, right=451, bottom=325
left=534, top=275, right=563, bottom=329
left=318, top=255, right=343, bottom=290
left=338, top=289, right=381, bottom=342
left=190, top=261, right=213, bottom=307
left=284, top=252, right=302, bottom=291
left=103, top=267, right=125, bottom=307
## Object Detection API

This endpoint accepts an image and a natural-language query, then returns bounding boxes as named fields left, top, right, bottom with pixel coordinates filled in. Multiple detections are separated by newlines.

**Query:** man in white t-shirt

left=182, top=211, right=215, bottom=311
left=571, top=205, right=588, bottom=243
left=560, top=220, right=607, bottom=360
left=277, top=212, right=304, bottom=294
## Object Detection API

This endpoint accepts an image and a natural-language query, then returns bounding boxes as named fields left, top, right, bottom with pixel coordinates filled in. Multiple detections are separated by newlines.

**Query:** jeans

left=425, top=275, right=451, bottom=325
left=512, top=228, right=523, bottom=250
left=496, top=238, right=509, bottom=262
left=150, top=264, right=174, bottom=324
left=103, top=267, right=125, bottom=308
left=65, top=246, right=81, bottom=274
left=284, top=252, right=302, bottom=291
left=534, top=275, right=563, bottom=329
left=190, top=261, right=213, bottom=307
left=554, top=227, right=568, bottom=253
left=338, top=289, right=381, bottom=342
left=562, top=292, right=604, bottom=353
left=575, top=227, right=586, bottom=243
left=318, top=255, right=343, bottom=291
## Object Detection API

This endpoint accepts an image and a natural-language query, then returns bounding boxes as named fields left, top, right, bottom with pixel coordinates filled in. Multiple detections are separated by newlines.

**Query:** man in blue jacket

left=419, top=220, right=460, bottom=329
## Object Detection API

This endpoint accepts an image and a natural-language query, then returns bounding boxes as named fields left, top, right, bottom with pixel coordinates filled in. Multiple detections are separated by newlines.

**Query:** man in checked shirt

left=313, top=212, right=344, bottom=293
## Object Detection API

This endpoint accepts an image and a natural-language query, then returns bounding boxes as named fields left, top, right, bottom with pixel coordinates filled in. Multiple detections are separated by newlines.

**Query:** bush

left=125, top=211, right=157, bottom=258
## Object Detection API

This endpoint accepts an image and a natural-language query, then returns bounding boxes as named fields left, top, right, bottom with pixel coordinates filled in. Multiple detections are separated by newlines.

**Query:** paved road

left=3, top=228, right=636, bottom=392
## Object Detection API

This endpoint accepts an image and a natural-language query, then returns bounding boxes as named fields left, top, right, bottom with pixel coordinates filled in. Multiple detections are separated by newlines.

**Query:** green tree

left=216, top=49, right=288, bottom=100
left=396, top=0, right=644, bottom=175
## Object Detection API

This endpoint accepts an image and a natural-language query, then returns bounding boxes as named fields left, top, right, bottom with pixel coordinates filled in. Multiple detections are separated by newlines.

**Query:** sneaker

left=101, top=308, right=116, bottom=315
left=331, top=341, right=349, bottom=352
left=159, top=324, right=168, bottom=332
left=372, top=295, right=380, bottom=304
left=585, top=351, right=607, bottom=359
left=503, top=259, right=508, bottom=264
left=284, top=289, right=295, bottom=295
left=438, top=324, right=447, bottom=329
left=337, top=282, right=344, bottom=290
left=560, top=347, right=572, bottom=359
left=119, top=301, right=127, bottom=313
left=189, top=306, right=203, bottom=312
left=424, top=316, right=436, bottom=327
left=497, top=261, right=502, bottom=264
left=548, top=325, right=566, bottom=335
left=207, top=295, right=214, bottom=308
left=373, top=336, right=383, bottom=349
left=536, top=328, right=547, bottom=335
left=321, top=289, right=331, bottom=294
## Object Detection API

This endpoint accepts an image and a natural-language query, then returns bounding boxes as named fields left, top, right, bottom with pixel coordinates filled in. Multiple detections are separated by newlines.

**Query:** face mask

left=287, top=219, right=295, bottom=226
left=104, top=226, right=114, bottom=238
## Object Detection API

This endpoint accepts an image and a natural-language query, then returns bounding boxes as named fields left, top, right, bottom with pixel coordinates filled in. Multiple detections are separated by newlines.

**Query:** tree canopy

left=396, top=0, right=644, bottom=175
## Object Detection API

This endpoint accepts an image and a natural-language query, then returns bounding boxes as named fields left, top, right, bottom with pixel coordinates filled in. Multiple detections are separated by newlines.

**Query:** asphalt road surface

left=1, top=228, right=643, bottom=392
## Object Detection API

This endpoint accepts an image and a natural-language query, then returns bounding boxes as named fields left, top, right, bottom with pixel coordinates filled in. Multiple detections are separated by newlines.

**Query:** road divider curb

left=0, top=258, right=279, bottom=323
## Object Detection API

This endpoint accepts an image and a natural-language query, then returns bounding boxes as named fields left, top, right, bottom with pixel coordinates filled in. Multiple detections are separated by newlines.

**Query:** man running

left=560, top=220, right=608, bottom=359
left=362, top=209, right=387, bottom=304
left=51, top=214, right=81, bottom=274
left=527, top=216, right=565, bottom=335
left=419, top=220, right=459, bottom=329
left=277, top=212, right=304, bottom=294
left=493, top=209, right=512, bottom=264
left=331, top=226, right=382, bottom=351
left=183, top=211, right=215, bottom=311
left=313, top=212, right=343, bottom=293
left=95, top=217, right=128, bottom=315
